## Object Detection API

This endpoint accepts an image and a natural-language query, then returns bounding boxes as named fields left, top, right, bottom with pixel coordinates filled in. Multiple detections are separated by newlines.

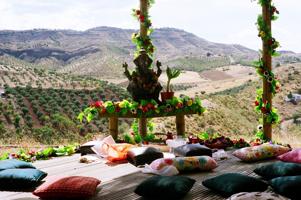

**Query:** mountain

left=0, top=27, right=259, bottom=78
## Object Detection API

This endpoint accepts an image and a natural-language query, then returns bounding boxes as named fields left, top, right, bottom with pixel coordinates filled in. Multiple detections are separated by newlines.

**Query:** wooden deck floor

left=0, top=152, right=275, bottom=200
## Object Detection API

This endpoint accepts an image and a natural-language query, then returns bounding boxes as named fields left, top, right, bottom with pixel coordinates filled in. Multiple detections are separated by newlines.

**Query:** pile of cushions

left=143, top=156, right=217, bottom=176
left=253, top=161, right=301, bottom=199
left=0, top=159, right=47, bottom=190
left=233, top=143, right=290, bottom=162
left=202, top=161, right=301, bottom=199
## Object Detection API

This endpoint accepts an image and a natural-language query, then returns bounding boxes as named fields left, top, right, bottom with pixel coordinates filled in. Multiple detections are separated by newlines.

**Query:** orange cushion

left=33, top=176, right=100, bottom=199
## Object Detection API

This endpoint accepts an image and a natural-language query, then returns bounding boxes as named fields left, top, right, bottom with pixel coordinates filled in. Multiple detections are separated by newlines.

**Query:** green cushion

left=254, top=162, right=301, bottom=180
left=202, top=173, right=268, bottom=196
left=0, top=159, right=35, bottom=171
left=269, top=176, right=301, bottom=200
left=0, top=168, right=47, bottom=189
left=135, top=176, right=195, bottom=199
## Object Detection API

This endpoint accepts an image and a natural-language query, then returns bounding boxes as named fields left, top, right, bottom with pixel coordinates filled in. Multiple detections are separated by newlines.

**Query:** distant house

left=285, top=93, right=301, bottom=104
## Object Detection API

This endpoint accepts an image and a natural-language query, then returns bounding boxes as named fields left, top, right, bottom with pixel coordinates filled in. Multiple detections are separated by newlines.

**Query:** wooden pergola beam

left=140, top=0, right=148, bottom=39
left=262, top=1, right=272, bottom=140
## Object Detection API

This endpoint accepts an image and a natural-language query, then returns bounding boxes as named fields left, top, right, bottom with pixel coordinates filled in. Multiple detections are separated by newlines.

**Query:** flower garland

left=78, top=96, right=206, bottom=123
left=254, top=0, right=281, bottom=139
left=131, top=0, right=155, bottom=57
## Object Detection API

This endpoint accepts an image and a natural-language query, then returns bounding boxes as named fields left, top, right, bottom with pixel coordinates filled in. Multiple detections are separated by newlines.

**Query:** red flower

left=255, top=101, right=259, bottom=106
left=139, top=15, right=145, bottom=22
left=101, top=108, right=106, bottom=114
left=94, top=101, right=102, bottom=108
left=176, top=102, right=183, bottom=109
left=147, top=103, right=154, bottom=109
left=142, top=106, right=149, bottom=113
left=165, top=159, right=173, bottom=165
left=261, top=107, right=267, bottom=113
left=115, top=104, right=121, bottom=113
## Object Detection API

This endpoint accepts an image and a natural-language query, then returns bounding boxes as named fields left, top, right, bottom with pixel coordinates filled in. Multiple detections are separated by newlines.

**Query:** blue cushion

left=269, top=176, right=301, bottom=200
left=0, top=168, right=47, bottom=189
left=135, top=176, right=195, bottom=199
left=0, top=159, right=35, bottom=171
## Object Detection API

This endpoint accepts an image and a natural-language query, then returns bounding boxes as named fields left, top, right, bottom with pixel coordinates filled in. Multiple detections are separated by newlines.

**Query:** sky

left=0, top=0, right=300, bottom=52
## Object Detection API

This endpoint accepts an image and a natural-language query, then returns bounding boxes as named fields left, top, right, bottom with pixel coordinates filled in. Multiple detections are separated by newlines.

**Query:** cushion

left=0, top=159, right=35, bottom=171
left=254, top=161, right=301, bottom=180
left=227, top=192, right=289, bottom=200
left=173, top=143, right=212, bottom=157
left=127, top=147, right=163, bottom=166
left=143, top=156, right=217, bottom=176
left=134, top=176, right=195, bottom=199
left=202, top=173, right=268, bottom=196
left=173, top=156, right=217, bottom=171
left=277, top=148, right=301, bottom=163
left=0, top=168, right=47, bottom=189
left=33, top=176, right=101, bottom=199
left=233, top=143, right=290, bottom=162
left=269, top=176, right=301, bottom=200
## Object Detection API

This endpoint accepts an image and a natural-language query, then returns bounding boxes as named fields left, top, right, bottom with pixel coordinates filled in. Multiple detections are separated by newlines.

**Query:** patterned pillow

left=33, top=176, right=101, bottom=199
left=277, top=148, right=301, bottom=164
left=143, top=156, right=217, bottom=176
left=173, top=156, right=217, bottom=171
left=233, top=143, right=291, bottom=162
left=227, top=192, right=289, bottom=200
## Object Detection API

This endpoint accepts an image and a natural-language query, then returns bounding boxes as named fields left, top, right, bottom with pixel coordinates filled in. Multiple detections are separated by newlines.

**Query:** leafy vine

left=131, top=0, right=155, bottom=57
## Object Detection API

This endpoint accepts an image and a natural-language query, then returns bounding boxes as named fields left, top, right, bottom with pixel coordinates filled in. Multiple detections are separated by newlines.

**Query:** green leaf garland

left=78, top=96, right=206, bottom=123
left=131, top=0, right=155, bottom=58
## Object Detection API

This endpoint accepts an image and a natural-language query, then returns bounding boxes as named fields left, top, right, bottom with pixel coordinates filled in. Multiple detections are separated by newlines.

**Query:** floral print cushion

left=227, top=192, right=289, bottom=200
left=142, top=156, right=217, bottom=176
left=173, top=156, right=217, bottom=171
left=233, top=143, right=291, bottom=162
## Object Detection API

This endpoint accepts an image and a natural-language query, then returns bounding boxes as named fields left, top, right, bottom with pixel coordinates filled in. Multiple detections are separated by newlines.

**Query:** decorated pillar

left=254, top=0, right=280, bottom=140
left=140, top=0, right=148, bottom=40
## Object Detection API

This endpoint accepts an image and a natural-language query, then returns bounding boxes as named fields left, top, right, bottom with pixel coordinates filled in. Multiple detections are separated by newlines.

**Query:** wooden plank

left=98, top=110, right=197, bottom=118
left=0, top=152, right=277, bottom=200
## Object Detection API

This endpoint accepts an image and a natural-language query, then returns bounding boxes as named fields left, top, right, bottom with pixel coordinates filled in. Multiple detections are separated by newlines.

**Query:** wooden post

left=109, top=117, right=118, bottom=140
left=140, top=0, right=148, bottom=40
left=262, top=2, right=272, bottom=140
left=176, top=114, right=185, bottom=136
left=139, top=118, right=147, bottom=137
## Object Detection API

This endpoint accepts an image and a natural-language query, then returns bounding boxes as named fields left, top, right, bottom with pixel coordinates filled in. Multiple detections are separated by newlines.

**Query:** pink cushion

left=33, top=176, right=100, bottom=199
left=277, top=148, right=301, bottom=163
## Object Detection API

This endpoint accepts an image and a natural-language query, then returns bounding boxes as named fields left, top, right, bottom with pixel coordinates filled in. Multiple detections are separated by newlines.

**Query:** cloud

left=0, top=0, right=300, bottom=52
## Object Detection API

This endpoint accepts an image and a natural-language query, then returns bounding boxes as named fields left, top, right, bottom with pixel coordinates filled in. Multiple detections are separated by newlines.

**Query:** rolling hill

left=0, top=27, right=259, bottom=78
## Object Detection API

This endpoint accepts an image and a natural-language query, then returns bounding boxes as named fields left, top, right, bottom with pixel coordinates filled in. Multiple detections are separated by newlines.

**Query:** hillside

left=154, top=63, right=301, bottom=147
left=0, top=27, right=258, bottom=78
left=0, top=59, right=131, bottom=145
